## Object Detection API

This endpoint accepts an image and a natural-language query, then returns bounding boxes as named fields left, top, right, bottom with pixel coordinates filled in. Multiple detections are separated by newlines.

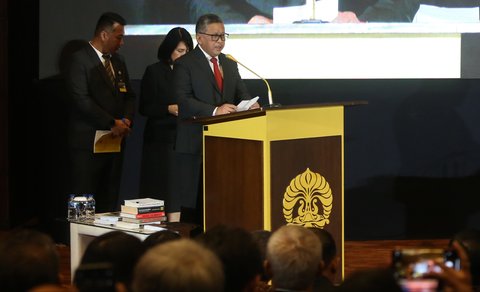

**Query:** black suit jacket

left=65, top=44, right=135, bottom=150
left=173, top=45, right=251, bottom=154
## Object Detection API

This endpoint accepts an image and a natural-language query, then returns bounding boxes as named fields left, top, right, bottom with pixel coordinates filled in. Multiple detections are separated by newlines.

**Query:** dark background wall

left=0, top=0, right=8, bottom=227
left=4, top=0, right=480, bottom=243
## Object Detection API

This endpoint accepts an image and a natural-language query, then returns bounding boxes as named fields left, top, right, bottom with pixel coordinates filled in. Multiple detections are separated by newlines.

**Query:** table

left=69, top=220, right=201, bottom=280
left=69, top=221, right=151, bottom=279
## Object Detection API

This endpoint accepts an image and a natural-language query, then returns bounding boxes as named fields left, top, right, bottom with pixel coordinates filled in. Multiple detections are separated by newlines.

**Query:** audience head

left=450, top=228, right=480, bottom=287
left=0, top=229, right=60, bottom=292
left=251, top=229, right=272, bottom=282
left=74, top=231, right=145, bottom=292
left=197, top=224, right=263, bottom=292
left=132, top=238, right=224, bottom=292
left=337, top=268, right=402, bottom=292
left=142, top=229, right=181, bottom=250
left=266, top=225, right=322, bottom=291
left=195, top=14, right=225, bottom=57
left=309, top=227, right=339, bottom=283
left=157, top=27, right=193, bottom=64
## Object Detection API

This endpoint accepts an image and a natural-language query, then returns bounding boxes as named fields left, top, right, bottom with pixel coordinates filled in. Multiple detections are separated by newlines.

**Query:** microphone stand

left=226, top=54, right=281, bottom=108
left=294, top=0, right=328, bottom=23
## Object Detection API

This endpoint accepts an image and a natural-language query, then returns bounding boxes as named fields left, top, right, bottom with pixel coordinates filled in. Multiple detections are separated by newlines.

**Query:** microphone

left=225, top=54, right=280, bottom=108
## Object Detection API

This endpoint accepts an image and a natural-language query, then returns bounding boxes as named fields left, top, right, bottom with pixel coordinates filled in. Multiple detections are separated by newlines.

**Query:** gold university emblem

left=283, top=168, right=333, bottom=228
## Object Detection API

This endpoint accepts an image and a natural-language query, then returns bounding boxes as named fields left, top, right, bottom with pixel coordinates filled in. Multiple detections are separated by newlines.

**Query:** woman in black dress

left=139, top=27, right=193, bottom=222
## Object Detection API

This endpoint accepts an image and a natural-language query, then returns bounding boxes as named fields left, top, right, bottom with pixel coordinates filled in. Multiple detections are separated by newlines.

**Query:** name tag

left=118, top=82, right=127, bottom=93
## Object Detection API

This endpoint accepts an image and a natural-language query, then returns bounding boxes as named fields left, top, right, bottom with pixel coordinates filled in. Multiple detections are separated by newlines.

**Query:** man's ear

left=264, top=259, right=273, bottom=280
left=100, top=30, right=109, bottom=41
left=317, top=259, right=325, bottom=276
left=330, top=255, right=340, bottom=275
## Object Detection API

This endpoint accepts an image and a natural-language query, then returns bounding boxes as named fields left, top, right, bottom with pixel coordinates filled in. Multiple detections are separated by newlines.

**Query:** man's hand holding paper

left=237, top=96, right=260, bottom=112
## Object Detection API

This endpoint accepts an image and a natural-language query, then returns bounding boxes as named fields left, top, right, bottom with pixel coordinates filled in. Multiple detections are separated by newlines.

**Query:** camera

left=392, top=248, right=460, bottom=292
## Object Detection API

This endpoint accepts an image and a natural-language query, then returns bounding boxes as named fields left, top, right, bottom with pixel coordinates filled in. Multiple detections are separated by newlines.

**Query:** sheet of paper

left=237, top=96, right=259, bottom=112
left=93, top=130, right=122, bottom=153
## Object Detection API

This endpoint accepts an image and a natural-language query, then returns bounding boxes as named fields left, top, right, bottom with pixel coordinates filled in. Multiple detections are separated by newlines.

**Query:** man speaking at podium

left=173, top=13, right=259, bottom=224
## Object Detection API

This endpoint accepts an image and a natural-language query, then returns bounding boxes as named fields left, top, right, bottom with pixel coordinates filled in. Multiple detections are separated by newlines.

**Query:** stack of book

left=115, top=198, right=167, bottom=229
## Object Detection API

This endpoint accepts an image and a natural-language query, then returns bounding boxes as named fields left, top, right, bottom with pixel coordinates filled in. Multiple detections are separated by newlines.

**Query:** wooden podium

left=197, top=102, right=362, bottom=282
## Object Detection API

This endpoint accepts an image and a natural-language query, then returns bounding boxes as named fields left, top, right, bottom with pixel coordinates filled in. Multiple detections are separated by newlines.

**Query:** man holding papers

left=173, top=13, right=259, bottom=223
left=65, top=12, right=135, bottom=212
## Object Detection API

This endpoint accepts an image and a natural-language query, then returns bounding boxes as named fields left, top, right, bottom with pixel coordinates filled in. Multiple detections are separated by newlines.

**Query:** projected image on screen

left=132, top=0, right=479, bottom=25
left=39, top=0, right=480, bottom=79
left=143, top=0, right=417, bottom=24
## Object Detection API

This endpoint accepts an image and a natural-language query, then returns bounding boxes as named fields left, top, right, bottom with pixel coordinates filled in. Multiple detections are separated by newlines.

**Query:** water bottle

left=74, top=195, right=88, bottom=221
left=67, top=194, right=78, bottom=220
left=85, top=194, right=96, bottom=221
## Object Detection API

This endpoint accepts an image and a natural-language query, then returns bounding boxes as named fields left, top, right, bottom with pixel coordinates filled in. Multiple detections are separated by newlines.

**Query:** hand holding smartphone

left=392, top=248, right=460, bottom=292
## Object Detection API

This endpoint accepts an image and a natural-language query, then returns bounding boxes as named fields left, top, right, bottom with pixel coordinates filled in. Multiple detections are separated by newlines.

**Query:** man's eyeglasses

left=198, top=32, right=229, bottom=42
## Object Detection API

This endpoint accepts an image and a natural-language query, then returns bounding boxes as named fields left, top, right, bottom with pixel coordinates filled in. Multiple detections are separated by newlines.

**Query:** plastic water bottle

left=85, top=194, right=96, bottom=220
left=74, top=195, right=88, bottom=221
left=67, top=194, right=78, bottom=220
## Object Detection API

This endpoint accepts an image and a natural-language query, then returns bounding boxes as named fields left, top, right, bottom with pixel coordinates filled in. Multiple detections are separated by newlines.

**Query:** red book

left=120, top=211, right=165, bottom=219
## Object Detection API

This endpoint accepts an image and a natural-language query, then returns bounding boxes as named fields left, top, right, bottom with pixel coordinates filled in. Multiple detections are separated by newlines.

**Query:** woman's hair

left=157, top=27, right=193, bottom=63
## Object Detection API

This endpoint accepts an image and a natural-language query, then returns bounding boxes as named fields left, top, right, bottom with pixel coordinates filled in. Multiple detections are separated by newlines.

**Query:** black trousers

left=69, top=148, right=124, bottom=213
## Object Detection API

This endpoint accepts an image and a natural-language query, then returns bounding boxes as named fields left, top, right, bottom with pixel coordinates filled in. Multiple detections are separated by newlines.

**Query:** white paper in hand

left=236, top=96, right=259, bottom=112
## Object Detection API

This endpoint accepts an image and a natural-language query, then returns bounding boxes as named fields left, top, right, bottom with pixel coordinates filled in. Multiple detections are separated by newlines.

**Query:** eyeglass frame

left=198, top=32, right=229, bottom=42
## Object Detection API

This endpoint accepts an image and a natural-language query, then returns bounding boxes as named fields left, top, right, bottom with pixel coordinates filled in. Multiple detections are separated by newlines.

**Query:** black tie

left=102, top=54, right=115, bottom=86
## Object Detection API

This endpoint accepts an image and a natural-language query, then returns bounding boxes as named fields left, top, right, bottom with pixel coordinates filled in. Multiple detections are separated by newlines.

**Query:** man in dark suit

left=65, top=12, right=135, bottom=212
left=173, top=13, right=259, bottom=222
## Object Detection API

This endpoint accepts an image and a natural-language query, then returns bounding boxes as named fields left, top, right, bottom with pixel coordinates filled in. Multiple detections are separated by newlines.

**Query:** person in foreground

left=173, top=13, right=259, bottom=223
left=427, top=240, right=476, bottom=292
left=450, top=228, right=480, bottom=291
left=309, top=227, right=340, bottom=291
left=265, top=225, right=323, bottom=292
left=139, top=27, right=193, bottom=222
left=65, top=12, right=135, bottom=212
left=132, top=238, right=224, bottom=292
left=0, top=229, right=68, bottom=292
left=337, top=268, right=403, bottom=292
left=74, top=231, right=145, bottom=292
left=197, top=225, right=263, bottom=292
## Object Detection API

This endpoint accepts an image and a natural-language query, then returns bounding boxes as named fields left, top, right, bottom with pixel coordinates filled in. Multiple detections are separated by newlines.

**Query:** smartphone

left=392, top=248, right=460, bottom=292
left=444, top=249, right=461, bottom=270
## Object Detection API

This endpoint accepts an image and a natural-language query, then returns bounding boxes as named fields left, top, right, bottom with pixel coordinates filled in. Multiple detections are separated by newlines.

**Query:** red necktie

left=210, top=57, right=223, bottom=92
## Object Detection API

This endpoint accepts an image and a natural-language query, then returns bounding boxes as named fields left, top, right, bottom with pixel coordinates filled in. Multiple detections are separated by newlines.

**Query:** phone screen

left=392, top=248, right=445, bottom=292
